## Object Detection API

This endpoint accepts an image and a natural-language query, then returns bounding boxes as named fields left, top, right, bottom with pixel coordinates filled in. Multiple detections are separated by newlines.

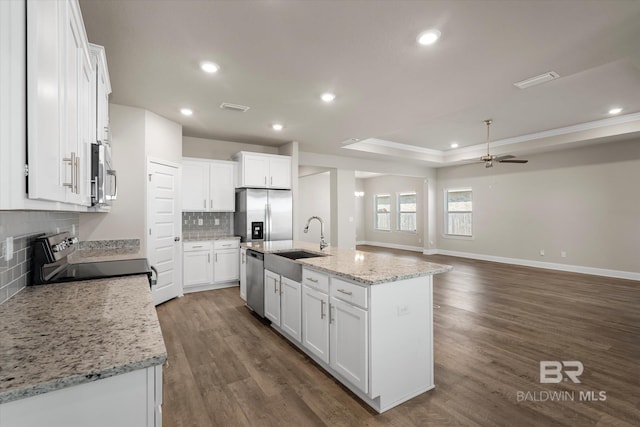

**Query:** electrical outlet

left=397, top=305, right=409, bottom=316
left=72, top=224, right=76, bottom=235
left=561, top=251, right=567, bottom=258
left=198, top=218, right=203, bottom=226
left=214, top=218, right=220, bottom=226
left=539, top=249, right=545, bottom=256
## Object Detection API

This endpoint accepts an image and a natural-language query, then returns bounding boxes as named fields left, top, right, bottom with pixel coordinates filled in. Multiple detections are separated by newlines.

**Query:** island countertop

left=242, top=240, right=452, bottom=285
left=0, top=275, right=167, bottom=404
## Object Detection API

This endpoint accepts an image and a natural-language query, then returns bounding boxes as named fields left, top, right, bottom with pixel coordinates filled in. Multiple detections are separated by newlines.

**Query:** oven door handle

left=149, top=265, right=158, bottom=289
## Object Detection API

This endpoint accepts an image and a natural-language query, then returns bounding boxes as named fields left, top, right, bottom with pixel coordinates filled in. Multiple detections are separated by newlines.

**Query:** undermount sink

left=273, top=250, right=328, bottom=260
left=264, top=250, right=328, bottom=282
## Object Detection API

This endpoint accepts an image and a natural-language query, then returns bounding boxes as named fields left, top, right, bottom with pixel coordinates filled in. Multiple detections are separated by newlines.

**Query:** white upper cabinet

left=232, top=152, right=291, bottom=189
left=89, top=44, right=111, bottom=145
left=182, top=158, right=235, bottom=212
left=26, top=0, right=92, bottom=206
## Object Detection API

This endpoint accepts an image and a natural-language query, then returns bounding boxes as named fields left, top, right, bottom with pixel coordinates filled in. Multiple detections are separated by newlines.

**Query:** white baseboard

left=357, top=241, right=424, bottom=253
left=430, top=249, right=640, bottom=281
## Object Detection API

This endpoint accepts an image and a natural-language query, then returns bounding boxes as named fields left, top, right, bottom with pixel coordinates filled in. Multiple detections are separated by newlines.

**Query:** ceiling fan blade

left=499, top=159, right=528, bottom=163
left=494, top=154, right=515, bottom=161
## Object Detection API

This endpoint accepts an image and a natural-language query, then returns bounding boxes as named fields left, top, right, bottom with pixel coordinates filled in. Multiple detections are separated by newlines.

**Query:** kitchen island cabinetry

left=265, top=270, right=302, bottom=342
left=242, top=240, right=451, bottom=413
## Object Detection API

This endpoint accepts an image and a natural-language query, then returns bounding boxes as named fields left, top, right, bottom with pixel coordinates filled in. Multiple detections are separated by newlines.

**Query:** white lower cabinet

left=264, top=269, right=281, bottom=324
left=265, top=269, right=302, bottom=342
left=183, top=242, right=213, bottom=289
left=269, top=266, right=434, bottom=413
left=214, top=245, right=240, bottom=283
left=0, top=365, right=163, bottom=427
left=280, top=277, right=302, bottom=342
left=330, top=297, right=368, bottom=393
left=301, top=284, right=330, bottom=364
left=183, top=239, right=239, bottom=293
left=239, top=248, right=247, bottom=301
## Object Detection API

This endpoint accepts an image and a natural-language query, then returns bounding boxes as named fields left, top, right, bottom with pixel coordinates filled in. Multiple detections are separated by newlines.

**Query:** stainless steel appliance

left=31, top=232, right=155, bottom=286
left=246, top=249, right=265, bottom=316
left=235, top=189, right=292, bottom=242
left=91, top=142, right=117, bottom=206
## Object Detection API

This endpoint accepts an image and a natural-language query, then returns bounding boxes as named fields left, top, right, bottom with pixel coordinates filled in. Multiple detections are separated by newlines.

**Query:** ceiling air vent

left=514, top=71, right=560, bottom=89
left=219, top=102, right=250, bottom=112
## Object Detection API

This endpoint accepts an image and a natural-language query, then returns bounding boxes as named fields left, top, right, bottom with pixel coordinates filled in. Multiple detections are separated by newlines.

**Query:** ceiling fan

left=478, top=119, right=528, bottom=168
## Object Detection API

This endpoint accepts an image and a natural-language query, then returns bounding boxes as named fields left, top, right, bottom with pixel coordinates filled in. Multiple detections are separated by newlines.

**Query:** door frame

left=146, top=157, right=182, bottom=305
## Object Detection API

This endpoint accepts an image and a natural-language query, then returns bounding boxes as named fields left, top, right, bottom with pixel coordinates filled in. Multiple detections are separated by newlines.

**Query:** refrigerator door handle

left=266, top=203, right=271, bottom=241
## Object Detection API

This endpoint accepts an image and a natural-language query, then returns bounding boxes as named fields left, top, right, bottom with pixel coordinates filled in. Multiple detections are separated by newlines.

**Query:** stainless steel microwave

left=91, top=143, right=117, bottom=206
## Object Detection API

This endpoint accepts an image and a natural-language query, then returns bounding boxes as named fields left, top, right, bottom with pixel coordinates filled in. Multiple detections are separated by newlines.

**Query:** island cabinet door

left=330, top=297, right=369, bottom=394
left=264, top=269, right=281, bottom=324
left=280, top=277, right=302, bottom=342
left=302, top=284, right=330, bottom=364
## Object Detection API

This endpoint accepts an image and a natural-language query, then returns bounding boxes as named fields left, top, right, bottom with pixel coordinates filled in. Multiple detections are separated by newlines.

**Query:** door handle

left=320, top=299, right=325, bottom=319
left=174, top=237, right=181, bottom=242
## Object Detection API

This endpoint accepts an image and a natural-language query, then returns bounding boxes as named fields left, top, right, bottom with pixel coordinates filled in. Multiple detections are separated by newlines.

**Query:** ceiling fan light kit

left=480, top=119, right=528, bottom=167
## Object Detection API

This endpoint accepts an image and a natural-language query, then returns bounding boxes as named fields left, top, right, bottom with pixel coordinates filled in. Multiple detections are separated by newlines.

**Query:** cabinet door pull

left=264, top=176, right=267, bottom=185
left=74, top=155, right=80, bottom=194
left=270, top=176, right=273, bottom=186
left=204, top=199, right=207, bottom=209
left=337, top=289, right=353, bottom=296
left=329, top=304, right=335, bottom=324
left=320, top=299, right=325, bottom=319
left=306, top=277, right=318, bottom=283
left=208, top=253, right=211, bottom=263
left=63, top=153, right=74, bottom=189
left=215, top=253, right=218, bottom=262
left=274, top=280, right=278, bottom=294
left=192, top=245, right=203, bottom=248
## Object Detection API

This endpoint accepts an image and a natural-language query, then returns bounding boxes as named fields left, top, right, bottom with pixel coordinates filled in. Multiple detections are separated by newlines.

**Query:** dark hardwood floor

left=156, top=246, right=640, bottom=426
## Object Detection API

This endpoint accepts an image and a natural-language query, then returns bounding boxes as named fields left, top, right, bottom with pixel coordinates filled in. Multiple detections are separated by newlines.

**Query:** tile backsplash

left=182, top=212, right=234, bottom=240
left=0, top=211, right=79, bottom=304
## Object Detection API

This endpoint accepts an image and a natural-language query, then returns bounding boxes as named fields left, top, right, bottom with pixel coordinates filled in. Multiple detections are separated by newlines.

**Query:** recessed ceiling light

left=417, top=29, right=441, bottom=46
left=608, top=107, right=623, bottom=115
left=200, top=61, right=219, bottom=73
left=450, top=143, right=459, bottom=148
left=272, top=123, right=283, bottom=131
left=180, top=108, right=193, bottom=116
left=321, top=92, right=336, bottom=103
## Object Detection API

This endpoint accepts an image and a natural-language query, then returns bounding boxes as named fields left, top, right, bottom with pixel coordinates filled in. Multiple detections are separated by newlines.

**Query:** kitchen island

left=0, top=275, right=166, bottom=426
left=243, top=241, right=452, bottom=413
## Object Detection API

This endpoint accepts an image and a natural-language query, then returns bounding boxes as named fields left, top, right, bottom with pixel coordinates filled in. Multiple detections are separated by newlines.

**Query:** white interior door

left=147, top=159, right=182, bottom=305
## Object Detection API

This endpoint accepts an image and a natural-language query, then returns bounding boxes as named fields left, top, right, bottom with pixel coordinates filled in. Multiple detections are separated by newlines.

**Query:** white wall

left=435, top=139, right=640, bottom=274
left=355, top=179, right=365, bottom=243
left=183, top=136, right=278, bottom=160
left=330, top=169, right=356, bottom=250
left=361, top=175, right=426, bottom=251
left=298, top=172, right=331, bottom=245
left=79, top=104, right=182, bottom=255
left=80, top=104, right=146, bottom=254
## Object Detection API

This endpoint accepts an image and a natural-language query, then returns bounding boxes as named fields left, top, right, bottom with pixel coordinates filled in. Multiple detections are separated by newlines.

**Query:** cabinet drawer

left=214, top=239, right=239, bottom=250
left=184, top=241, right=212, bottom=251
left=330, top=277, right=368, bottom=309
left=302, top=268, right=329, bottom=293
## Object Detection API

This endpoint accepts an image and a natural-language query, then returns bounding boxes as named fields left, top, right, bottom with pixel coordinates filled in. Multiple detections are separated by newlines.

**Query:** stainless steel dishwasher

left=246, top=249, right=265, bottom=317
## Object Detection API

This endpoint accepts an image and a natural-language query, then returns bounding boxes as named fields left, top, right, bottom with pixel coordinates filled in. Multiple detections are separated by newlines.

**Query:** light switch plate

left=6, top=237, right=14, bottom=261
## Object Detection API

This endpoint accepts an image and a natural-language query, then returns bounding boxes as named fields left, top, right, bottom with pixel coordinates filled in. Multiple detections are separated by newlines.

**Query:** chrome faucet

left=304, top=216, right=328, bottom=250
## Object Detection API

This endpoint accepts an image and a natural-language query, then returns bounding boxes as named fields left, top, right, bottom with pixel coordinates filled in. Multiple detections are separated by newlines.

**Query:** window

left=397, top=192, right=417, bottom=232
left=445, top=188, right=472, bottom=236
left=374, top=194, right=391, bottom=230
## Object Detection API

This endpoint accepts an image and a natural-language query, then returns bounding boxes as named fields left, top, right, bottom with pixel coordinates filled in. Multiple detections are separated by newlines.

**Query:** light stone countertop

left=243, top=240, right=452, bottom=285
left=0, top=275, right=167, bottom=404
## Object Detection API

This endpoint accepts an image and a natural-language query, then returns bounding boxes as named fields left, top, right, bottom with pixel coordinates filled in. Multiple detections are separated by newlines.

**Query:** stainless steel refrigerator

left=235, top=189, right=293, bottom=242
